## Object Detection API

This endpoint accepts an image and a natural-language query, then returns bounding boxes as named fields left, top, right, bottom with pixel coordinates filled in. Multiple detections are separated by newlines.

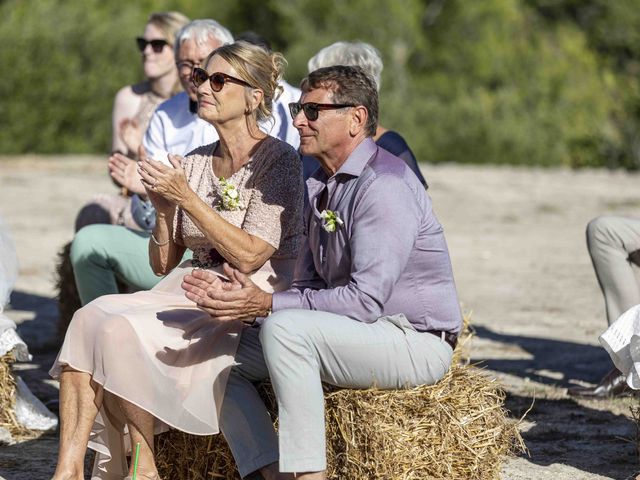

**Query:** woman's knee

left=92, top=313, right=133, bottom=343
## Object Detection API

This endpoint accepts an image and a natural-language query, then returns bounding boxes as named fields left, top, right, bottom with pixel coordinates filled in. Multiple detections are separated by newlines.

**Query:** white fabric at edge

left=600, top=304, right=640, bottom=389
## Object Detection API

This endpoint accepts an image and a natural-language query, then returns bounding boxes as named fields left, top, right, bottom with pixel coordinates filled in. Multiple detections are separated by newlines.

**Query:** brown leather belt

left=426, top=330, right=458, bottom=350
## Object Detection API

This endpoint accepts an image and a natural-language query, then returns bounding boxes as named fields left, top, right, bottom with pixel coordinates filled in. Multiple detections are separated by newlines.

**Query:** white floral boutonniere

left=218, top=177, right=245, bottom=211
left=320, top=209, right=344, bottom=233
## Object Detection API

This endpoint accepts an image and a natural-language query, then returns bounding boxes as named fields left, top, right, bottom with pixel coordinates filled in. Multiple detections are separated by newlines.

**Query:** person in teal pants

left=70, top=225, right=192, bottom=304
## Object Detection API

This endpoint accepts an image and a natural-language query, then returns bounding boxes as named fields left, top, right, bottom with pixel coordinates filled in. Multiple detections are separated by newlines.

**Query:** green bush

left=0, top=0, right=638, bottom=169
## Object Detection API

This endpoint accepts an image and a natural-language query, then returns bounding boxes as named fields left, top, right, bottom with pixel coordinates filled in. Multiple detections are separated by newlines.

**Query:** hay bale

left=631, top=406, right=640, bottom=461
left=155, top=316, right=524, bottom=480
left=55, top=242, right=81, bottom=343
left=323, top=364, right=523, bottom=479
left=0, top=353, right=34, bottom=441
left=156, top=431, right=237, bottom=480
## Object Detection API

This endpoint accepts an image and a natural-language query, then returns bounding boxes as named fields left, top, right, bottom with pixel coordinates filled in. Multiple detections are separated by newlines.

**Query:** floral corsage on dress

left=218, top=177, right=245, bottom=211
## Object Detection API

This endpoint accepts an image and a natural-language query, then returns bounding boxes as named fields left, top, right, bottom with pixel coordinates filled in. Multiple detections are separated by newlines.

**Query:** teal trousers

left=70, top=224, right=192, bottom=305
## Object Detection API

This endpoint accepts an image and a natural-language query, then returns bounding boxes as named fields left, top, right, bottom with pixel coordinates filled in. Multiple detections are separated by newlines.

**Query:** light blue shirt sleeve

left=142, top=110, right=168, bottom=162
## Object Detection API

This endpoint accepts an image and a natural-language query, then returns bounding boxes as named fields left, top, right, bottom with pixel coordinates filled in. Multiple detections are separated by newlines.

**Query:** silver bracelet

left=150, top=233, right=170, bottom=246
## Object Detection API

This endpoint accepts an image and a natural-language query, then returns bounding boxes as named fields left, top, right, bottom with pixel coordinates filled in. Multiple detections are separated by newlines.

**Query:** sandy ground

left=0, top=156, right=639, bottom=479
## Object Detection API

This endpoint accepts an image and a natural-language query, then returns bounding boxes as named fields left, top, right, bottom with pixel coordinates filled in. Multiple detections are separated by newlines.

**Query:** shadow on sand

left=507, top=393, right=638, bottom=479
left=473, top=326, right=639, bottom=478
left=473, top=325, right=613, bottom=388
left=9, top=290, right=59, bottom=353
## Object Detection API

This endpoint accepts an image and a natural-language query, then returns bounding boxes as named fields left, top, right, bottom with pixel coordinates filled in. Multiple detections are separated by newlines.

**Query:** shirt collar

left=334, top=137, right=377, bottom=178
left=304, top=137, right=377, bottom=201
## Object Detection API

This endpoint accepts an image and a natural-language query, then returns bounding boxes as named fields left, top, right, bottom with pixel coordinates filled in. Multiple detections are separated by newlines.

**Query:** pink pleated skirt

left=50, top=260, right=293, bottom=479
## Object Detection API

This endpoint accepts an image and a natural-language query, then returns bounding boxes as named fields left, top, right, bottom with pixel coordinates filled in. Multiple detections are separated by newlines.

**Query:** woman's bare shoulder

left=113, top=82, right=149, bottom=112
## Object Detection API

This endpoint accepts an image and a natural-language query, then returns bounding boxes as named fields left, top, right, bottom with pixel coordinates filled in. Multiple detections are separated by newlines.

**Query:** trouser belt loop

left=426, top=330, right=458, bottom=350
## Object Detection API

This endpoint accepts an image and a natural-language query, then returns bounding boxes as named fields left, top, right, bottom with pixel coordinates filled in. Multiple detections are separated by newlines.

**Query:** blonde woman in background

left=112, top=11, right=190, bottom=157
left=75, top=11, right=190, bottom=231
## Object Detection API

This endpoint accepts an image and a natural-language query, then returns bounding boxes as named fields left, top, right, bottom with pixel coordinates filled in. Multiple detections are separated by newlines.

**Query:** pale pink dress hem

left=50, top=259, right=294, bottom=479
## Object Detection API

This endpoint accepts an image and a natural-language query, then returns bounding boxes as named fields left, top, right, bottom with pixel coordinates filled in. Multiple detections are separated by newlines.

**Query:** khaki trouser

left=219, top=310, right=453, bottom=477
left=587, top=215, right=640, bottom=325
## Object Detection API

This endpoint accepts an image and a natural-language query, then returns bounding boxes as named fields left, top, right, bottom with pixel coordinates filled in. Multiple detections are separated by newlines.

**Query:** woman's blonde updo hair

left=147, top=11, right=191, bottom=46
left=205, top=41, right=286, bottom=123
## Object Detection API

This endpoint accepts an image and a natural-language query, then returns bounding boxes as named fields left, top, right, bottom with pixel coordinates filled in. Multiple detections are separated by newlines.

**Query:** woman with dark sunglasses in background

left=114, top=11, right=189, bottom=158
left=50, top=41, right=303, bottom=480
left=74, top=11, right=189, bottom=231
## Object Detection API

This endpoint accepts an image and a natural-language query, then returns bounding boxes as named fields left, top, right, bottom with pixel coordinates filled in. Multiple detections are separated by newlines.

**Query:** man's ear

left=349, top=105, right=368, bottom=137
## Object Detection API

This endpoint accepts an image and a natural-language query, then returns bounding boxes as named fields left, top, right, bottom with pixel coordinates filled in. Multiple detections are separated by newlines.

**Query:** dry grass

left=322, top=364, right=524, bottom=479
left=632, top=406, right=640, bottom=461
left=0, top=353, right=36, bottom=442
left=156, top=315, right=525, bottom=479
left=55, top=241, right=81, bottom=344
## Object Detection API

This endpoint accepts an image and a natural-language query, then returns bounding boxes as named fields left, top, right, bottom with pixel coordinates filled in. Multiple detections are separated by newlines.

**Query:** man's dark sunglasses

left=288, top=102, right=355, bottom=121
left=136, top=37, right=169, bottom=53
left=191, top=68, right=254, bottom=92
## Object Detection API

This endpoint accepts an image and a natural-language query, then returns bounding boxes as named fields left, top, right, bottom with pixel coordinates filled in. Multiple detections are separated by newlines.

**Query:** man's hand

left=182, top=263, right=272, bottom=322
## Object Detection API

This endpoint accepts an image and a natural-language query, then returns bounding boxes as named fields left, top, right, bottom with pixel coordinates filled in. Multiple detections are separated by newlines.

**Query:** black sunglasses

left=136, top=37, right=169, bottom=53
left=192, top=68, right=253, bottom=92
left=288, top=102, right=355, bottom=121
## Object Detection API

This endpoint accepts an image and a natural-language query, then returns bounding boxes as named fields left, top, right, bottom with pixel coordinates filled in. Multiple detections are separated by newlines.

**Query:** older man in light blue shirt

left=183, top=65, right=461, bottom=480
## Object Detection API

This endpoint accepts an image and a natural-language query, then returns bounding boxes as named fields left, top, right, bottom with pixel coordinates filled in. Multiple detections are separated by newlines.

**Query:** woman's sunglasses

left=288, top=102, right=355, bottom=121
left=136, top=37, right=169, bottom=53
left=191, top=68, right=254, bottom=92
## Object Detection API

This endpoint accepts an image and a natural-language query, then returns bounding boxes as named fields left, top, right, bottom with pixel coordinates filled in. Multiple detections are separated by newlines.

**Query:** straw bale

left=0, top=353, right=34, bottom=441
left=322, top=364, right=524, bottom=479
left=632, top=405, right=640, bottom=461
left=156, top=367, right=523, bottom=479
left=55, top=241, right=81, bottom=343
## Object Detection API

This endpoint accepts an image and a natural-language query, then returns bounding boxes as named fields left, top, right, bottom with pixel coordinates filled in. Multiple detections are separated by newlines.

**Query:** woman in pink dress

left=50, top=41, right=303, bottom=480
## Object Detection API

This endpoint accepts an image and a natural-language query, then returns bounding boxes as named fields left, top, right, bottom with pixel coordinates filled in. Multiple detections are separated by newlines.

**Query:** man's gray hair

left=307, top=41, right=383, bottom=91
left=174, top=19, right=234, bottom=61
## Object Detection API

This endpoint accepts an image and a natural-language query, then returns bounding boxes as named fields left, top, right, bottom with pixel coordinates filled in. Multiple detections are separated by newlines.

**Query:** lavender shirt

left=273, top=138, right=462, bottom=334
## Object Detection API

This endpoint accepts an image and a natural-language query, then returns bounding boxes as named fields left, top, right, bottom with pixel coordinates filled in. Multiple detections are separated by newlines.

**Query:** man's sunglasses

left=136, top=37, right=169, bottom=53
left=288, top=102, right=355, bottom=121
left=192, top=68, right=254, bottom=92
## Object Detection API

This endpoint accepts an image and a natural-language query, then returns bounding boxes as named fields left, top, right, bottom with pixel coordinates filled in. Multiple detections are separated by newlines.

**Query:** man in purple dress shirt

left=182, top=65, right=462, bottom=480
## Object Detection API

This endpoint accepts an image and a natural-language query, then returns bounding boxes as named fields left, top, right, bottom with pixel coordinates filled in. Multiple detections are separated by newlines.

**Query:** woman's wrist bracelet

left=150, top=233, right=170, bottom=246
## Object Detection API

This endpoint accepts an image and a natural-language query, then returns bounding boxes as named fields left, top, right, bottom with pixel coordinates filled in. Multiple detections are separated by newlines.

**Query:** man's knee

left=259, top=309, right=312, bottom=352
left=586, top=215, right=620, bottom=248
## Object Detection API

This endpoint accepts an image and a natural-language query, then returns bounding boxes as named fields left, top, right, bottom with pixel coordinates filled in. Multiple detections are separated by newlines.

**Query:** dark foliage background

left=2, top=0, right=640, bottom=168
